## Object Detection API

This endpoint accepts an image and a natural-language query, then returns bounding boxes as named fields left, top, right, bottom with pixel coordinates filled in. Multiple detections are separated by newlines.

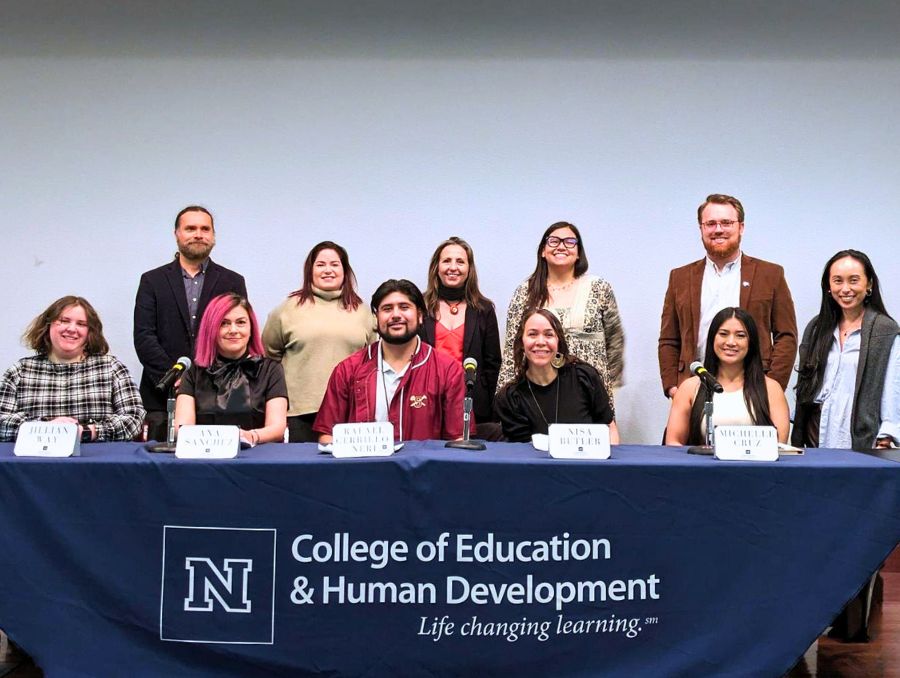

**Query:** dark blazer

left=420, top=303, right=501, bottom=422
left=133, top=257, right=247, bottom=412
left=658, top=253, right=798, bottom=395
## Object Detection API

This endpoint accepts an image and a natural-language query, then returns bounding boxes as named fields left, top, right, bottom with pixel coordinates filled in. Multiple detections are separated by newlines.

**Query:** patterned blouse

left=497, top=275, right=625, bottom=407
left=0, top=354, right=145, bottom=442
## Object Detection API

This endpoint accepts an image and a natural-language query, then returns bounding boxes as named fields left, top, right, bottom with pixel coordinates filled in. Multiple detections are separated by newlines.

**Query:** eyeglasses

left=545, top=236, right=579, bottom=249
left=701, top=220, right=739, bottom=230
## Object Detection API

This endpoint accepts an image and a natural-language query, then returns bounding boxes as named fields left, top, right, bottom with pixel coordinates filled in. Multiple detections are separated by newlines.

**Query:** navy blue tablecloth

left=0, top=442, right=898, bottom=677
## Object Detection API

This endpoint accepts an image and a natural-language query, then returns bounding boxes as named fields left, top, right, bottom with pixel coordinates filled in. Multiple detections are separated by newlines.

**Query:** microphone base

left=445, top=439, right=487, bottom=451
left=146, top=442, right=177, bottom=454
left=687, top=445, right=714, bottom=456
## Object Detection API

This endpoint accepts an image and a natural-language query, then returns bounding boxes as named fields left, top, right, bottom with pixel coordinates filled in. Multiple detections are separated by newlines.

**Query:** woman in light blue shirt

left=793, top=249, right=899, bottom=451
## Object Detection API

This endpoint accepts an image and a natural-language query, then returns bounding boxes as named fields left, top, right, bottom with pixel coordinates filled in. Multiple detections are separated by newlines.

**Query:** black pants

left=287, top=413, right=319, bottom=443
left=145, top=410, right=169, bottom=442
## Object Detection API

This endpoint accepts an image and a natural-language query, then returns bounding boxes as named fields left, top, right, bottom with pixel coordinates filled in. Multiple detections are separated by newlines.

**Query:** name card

left=714, top=425, right=778, bottom=461
left=14, top=421, right=80, bottom=457
left=546, top=423, right=611, bottom=460
left=175, top=425, right=240, bottom=459
left=332, top=422, right=398, bottom=458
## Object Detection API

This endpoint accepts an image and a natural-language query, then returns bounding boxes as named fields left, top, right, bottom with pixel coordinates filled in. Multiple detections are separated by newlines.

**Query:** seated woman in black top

left=175, top=293, right=288, bottom=445
left=494, top=308, right=620, bottom=443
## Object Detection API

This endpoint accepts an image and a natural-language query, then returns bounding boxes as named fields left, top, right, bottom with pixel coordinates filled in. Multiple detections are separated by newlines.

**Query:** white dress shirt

left=697, top=253, right=742, bottom=362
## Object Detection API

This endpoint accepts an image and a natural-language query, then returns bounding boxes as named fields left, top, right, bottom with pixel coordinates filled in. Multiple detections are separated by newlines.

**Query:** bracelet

left=250, top=430, right=260, bottom=446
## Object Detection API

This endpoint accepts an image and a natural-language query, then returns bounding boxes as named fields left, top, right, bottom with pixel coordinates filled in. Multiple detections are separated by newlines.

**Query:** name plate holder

left=14, top=422, right=80, bottom=457
left=546, top=423, right=611, bottom=460
left=331, top=422, right=400, bottom=458
left=175, top=425, right=240, bottom=459
left=714, top=425, right=778, bottom=461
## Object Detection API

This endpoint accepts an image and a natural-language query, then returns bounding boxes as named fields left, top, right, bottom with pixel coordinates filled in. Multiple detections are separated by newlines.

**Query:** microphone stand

left=446, top=382, right=486, bottom=451
left=147, top=385, right=178, bottom=453
left=687, top=392, right=715, bottom=456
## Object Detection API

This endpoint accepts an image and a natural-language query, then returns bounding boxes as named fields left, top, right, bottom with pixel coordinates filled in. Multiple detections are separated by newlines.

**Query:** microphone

left=690, top=361, right=724, bottom=394
left=463, top=357, right=478, bottom=389
left=155, top=356, right=192, bottom=391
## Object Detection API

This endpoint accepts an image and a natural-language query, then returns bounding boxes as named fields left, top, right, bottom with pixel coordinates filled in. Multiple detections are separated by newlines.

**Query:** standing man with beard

left=314, top=279, right=466, bottom=443
left=134, top=205, right=247, bottom=440
left=658, top=194, right=797, bottom=397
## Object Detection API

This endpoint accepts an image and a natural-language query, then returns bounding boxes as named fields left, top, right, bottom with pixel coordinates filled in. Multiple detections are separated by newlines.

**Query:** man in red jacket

left=314, top=279, right=466, bottom=442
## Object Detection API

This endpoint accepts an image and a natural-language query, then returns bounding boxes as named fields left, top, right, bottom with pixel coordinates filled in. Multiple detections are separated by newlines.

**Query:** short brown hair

left=23, top=296, right=109, bottom=356
left=697, top=194, right=744, bottom=224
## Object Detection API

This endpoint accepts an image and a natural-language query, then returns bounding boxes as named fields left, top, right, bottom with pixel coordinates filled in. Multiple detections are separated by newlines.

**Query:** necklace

left=527, top=377, right=560, bottom=429
left=840, top=319, right=862, bottom=338
left=548, top=279, right=575, bottom=292
left=448, top=301, right=461, bottom=315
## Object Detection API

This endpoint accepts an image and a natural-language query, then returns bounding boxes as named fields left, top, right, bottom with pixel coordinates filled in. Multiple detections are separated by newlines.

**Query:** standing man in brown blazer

left=658, top=194, right=797, bottom=397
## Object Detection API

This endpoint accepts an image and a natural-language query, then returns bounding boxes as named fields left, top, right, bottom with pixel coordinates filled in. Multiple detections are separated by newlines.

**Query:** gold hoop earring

left=551, top=353, right=566, bottom=369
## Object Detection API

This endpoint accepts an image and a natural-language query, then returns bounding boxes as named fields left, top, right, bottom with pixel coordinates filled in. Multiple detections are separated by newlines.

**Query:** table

left=1, top=442, right=898, bottom=677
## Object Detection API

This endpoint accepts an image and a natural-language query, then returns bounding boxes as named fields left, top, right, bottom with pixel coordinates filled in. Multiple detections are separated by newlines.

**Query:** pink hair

left=194, top=293, right=265, bottom=367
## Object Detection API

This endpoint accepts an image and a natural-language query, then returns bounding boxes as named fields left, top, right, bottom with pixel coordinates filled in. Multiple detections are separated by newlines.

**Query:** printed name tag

left=547, top=423, right=611, bottom=460
left=714, top=425, right=778, bottom=461
left=332, top=422, right=397, bottom=458
left=175, top=425, right=240, bottom=459
left=14, top=421, right=80, bottom=457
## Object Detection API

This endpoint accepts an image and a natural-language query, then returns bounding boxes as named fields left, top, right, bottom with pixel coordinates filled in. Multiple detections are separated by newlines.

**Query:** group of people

left=0, top=197, right=897, bottom=452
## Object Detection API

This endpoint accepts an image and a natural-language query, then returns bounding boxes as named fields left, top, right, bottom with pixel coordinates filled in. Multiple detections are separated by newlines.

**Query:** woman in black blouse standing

left=494, top=309, right=619, bottom=443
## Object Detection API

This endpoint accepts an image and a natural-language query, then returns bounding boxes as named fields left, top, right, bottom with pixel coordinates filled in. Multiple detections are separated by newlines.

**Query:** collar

left=178, top=255, right=210, bottom=278
left=311, top=285, right=343, bottom=302
left=705, top=250, right=742, bottom=275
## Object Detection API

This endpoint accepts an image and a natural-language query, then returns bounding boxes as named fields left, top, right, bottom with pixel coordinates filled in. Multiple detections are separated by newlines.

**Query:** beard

left=379, top=323, right=419, bottom=345
left=178, top=241, right=214, bottom=261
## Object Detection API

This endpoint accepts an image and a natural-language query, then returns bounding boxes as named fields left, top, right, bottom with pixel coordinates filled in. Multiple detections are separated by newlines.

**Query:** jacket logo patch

left=409, top=394, right=428, bottom=409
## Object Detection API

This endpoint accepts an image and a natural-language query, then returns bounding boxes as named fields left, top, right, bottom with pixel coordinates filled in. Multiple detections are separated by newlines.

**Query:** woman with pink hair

left=175, top=293, right=287, bottom=446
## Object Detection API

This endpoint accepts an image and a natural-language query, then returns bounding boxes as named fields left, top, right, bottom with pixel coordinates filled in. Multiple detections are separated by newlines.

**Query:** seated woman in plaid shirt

left=0, top=295, right=145, bottom=442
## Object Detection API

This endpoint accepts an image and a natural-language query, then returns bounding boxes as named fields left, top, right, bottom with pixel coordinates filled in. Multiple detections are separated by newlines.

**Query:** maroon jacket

left=658, top=254, right=798, bottom=395
left=313, top=340, right=466, bottom=441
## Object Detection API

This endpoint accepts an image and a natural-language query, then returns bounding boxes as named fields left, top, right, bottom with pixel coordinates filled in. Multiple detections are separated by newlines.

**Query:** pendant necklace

left=527, top=377, right=560, bottom=428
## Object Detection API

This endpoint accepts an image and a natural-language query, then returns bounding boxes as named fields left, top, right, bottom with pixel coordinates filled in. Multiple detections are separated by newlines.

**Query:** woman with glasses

left=0, top=295, right=145, bottom=442
left=496, top=222, right=625, bottom=408
left=495, top=309, right=619, bottom=443
left=176, top=293, right=288, bottom=446
left=793, top=250, right=899, bottom=451
left=262, top=241, right=375, bottom=442
left=420, top=236, right=501, bottom=430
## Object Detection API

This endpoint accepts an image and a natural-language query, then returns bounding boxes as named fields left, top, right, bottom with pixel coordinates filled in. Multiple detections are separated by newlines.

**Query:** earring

left=551, top=352, right=566, bottom=369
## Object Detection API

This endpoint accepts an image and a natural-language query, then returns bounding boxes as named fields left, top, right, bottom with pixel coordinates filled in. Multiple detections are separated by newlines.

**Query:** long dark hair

left=289, top=241, right=363, bottom=310
left=509, top=308, right=576, bottom=383
left=524, top=222, right=589, bottom=310
left=796, top=249, right=890, bottom=404
left=688, top=307, right=772, bottom=442
left=423, top=236, right=493, bottom=315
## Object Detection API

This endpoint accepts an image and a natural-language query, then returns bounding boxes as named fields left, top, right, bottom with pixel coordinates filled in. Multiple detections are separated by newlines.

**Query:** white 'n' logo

left=183, top=558, right=253, bottom=613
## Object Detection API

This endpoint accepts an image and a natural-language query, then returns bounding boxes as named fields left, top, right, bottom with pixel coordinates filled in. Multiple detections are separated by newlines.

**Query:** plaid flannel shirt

left=0, top=354, right=146, bottom=442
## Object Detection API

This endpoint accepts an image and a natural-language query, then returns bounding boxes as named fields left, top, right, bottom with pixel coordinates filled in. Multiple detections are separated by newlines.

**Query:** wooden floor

left=2, top=565, right=899, bottom=677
